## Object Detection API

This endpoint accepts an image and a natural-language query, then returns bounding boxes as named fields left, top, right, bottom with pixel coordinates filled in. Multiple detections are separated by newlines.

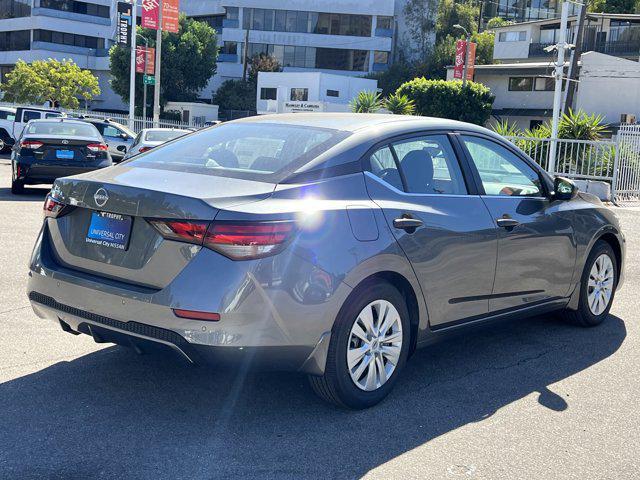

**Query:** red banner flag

left=162, top=0, right=180, bottom=33
left=141, top=0, right=159, bottom=30
left=453, top=40, right=476, bottom=81
left=145, top=47, right=155, bottom=75
left=135, top=47, right=146, bottom=73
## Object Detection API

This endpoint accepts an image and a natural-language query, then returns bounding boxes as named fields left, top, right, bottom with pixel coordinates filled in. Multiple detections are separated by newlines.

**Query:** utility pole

left=241, top=27, right=250, bottom=82
left=549, top=1, right=570, bottom=174
left=477, top=0, right=484, bottom=33
left=137, top=34, right=149, bottom=128
left=128, top=0, right=137, bottom=130
left=564, top=2, right=587, bottom=114
left=152, top=0, right=163, bottom=127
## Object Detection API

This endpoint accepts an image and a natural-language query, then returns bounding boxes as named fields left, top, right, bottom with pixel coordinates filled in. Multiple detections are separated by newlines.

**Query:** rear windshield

left=127, top=122, right=349, bottom=181
left=144, top=130, right=189, bottom=142
left=26, top=122, right=99, bottom=138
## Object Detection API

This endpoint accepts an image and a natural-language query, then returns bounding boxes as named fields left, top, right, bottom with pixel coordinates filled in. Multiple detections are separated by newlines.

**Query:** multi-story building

left=0, top=0, right=429, bottom=111
left=448, top=13, right=640, bottom=129
left=482, top=0, right=581, bottom=24
left=0, top=0, right=124, bottom=110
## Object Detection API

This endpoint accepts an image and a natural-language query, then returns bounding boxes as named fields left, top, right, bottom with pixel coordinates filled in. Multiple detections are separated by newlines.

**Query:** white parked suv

left=0, top=107, right=16, bottom=153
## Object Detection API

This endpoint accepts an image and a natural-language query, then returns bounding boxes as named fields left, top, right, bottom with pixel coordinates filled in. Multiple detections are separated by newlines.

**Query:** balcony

left=529, top=38, right=640, bottom=58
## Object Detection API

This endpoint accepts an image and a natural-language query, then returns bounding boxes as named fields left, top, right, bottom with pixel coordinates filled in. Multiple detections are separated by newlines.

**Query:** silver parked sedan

left=123, top=128, right=191, bottom=159
left=28, top=114, right=625, bottom=409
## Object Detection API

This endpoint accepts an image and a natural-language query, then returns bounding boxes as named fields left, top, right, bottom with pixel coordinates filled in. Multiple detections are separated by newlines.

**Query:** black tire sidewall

left=578, top=241, right=617, bottom=326
left=327, top=282, right=410, bottom=409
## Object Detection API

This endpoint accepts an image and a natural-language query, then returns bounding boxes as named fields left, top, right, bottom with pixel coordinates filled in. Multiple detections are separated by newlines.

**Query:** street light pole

left=127, top=0, right=137, bottom=130
left=137, top=34, right=149, bottom=128
left=549, top=1, right=570, bottom=175
left=152, top=0, right=163, bottom=127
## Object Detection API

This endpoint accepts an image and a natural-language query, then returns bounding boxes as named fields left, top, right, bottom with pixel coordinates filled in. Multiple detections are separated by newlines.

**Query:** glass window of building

left=222, top=41, right=237, bottom=55
left=327, top=89, right=340, bottom=97
left=498, top=31, right=527, bottom=42
left=539, top=24, right=561, bottom=44
left=374, top=51, right=389, bottom=64
left=226, top=6, right=238, bottom=20
left=534, top=77, right=554, bottom=91
left=508, top=77, right=534, bottom=91
left=290, top=88, right=309, bottom=101
left=377, top=16, right=393, bottom=30
left=195, top=15, right=224, bottom=30
left=249, top=43, right=369, bottom=71
left=242, top=8, right=371, bottom=36
left=260, top=88, right=277, bottom=100
left=0, top=0, right=31, bottom=19
left=0, top=30, right=30, bottom=51
left=34, top=29, right=104, bottom=49
left=39, top=0, right=110, bottom=19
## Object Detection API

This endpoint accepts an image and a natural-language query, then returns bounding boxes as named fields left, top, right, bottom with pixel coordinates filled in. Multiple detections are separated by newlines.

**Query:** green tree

left=401, top=0, right=438, bottom=60
left=109, top=14, right=218, bottom=109
left=436, top=0, right=478, bottom=41
left=590, top=0, right=637, bottom=13
left=397, top=78, right=494, bottom=125
left=248, top=53, right=281, bottom=82
left=0, top=59, right=100, bottom=108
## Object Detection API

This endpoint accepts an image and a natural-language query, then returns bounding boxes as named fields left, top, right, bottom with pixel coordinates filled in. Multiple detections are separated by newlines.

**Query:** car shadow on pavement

left=0, top=187, right=49, bottom=201
left=0, top=314, right=626, bottom=479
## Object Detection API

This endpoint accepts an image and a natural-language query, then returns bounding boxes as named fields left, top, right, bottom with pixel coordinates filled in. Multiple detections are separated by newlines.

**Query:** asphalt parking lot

left=0, top=155, right=638, bottom=480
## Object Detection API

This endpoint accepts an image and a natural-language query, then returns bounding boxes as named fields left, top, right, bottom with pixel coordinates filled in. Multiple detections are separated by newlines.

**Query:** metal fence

left=505, top=125, right=640, bottom=205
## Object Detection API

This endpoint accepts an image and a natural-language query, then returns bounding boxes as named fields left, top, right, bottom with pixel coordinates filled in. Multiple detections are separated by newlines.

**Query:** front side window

left=392, top=135, right=467, bottom=195
left=462, top=136, right=543, bottom=197
left=290, top=88, right=308, bottom=101
left=22, top=111, right=40, bottom=122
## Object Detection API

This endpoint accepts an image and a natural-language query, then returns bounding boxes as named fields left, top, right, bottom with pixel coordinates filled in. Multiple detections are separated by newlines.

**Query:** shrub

left=396, top=78, right=494, bottom=125
left=350, top=90, right=383, bottom=113
left=492, top=120, right=521, bottom=137
left=212, top=79, right=256, bottom=111
left=384, top=93, right=416, bottom=115
left=558, top=109, right=607, bottom=140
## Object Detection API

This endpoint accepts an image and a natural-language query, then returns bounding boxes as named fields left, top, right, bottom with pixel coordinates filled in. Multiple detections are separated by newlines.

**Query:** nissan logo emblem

left=61, top=139, right=69, bottom=145
left=94, top=188, right=109, bottom=207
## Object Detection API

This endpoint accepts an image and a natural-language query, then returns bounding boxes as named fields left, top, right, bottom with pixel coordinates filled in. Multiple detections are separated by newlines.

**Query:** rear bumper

left=27, top=223, right=350, bottom=374
left=20, top=164, right=110, bottom=184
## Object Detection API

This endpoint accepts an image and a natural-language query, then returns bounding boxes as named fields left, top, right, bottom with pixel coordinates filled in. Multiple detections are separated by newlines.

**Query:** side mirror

left=120, top=133, right=130, bottom=140
left=553, top=176, right=577, bottom=200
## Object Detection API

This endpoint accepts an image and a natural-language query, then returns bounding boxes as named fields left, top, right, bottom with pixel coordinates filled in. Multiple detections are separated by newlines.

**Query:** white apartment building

left=447, top=13, right=640, bottom=129
left=0, top=0, right=125, bottom=110
left=0, top=0, right=428, bottom=111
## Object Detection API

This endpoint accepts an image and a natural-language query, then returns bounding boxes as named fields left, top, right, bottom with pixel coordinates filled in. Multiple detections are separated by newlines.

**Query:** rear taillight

left=148, top=220, right=295, bottom=260
left=43, top=195, right=71, bottom=219
left=21, top=140, right=43, bottom=150
left=139, top=146, right=153, bottom=153
left=87, top=143, right=108, bottom=152
left=173, top=309, right=220, bottom=321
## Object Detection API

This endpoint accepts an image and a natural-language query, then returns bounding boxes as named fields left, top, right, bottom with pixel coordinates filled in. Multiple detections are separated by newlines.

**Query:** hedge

left=396, top=78, right=495, bottom=126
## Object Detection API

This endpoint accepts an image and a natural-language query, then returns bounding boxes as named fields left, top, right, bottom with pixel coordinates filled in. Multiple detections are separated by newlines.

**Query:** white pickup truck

left=0, top=106, right=64, bottom=152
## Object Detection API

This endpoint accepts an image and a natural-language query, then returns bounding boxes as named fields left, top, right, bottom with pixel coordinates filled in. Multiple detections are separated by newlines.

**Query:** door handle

left=496, top=217, right=520, bottom=229
left=393, top=217, right=423, bottom=232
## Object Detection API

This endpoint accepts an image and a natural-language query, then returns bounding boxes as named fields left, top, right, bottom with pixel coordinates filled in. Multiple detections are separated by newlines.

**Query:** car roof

left=0, top=106, right=16, bottom=112
left=228, top=113, right=501, bottom=139
left=27, top=118, right=90, bottom=125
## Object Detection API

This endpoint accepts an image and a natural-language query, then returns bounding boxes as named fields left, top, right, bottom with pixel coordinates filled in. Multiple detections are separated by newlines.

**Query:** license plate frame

left=56, top=149, right=75, bottom=160
left=85, top=211, right=133, bottom=251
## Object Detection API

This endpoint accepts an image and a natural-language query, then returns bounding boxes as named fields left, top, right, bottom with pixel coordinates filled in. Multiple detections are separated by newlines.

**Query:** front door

left=364, top=133, right=498, bottom=328
left=459, top=134, right=577, bottom=312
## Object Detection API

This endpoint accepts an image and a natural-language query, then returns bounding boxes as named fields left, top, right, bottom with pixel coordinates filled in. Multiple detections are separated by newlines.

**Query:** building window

left=194, top=15, right=224, bottom=30
left=327, top=89, right=340, bottom=97
left=290, top=88, right=308, bottom=101
left=242, top=8, right=371, bottom=36
left=0, top=30, right=30, bottom=51
left=225, top=6, right=238, bottom=20
left=498, top=31, right=527, bottom=42
left=374, top=50, right=389, bottom=64
left=260, top=87, right=277, bottom=100
left=0, top=0, right=31, bottom=19
left=534, top=77, right=554, bottom=91
left=39, top=0, right=110, bottom=19
left=222, top=41, right=237, bottom=55
left=539, top=25, right=561, bottom=44
left=249, top=43, right=370, bottom=71
left=508, top=77, right=534, bottom=91
left=377, top=16, right=393, bottom=30
left=529, top=120, right=544, bottom=130
left=33, top=29, right=104, bottom=50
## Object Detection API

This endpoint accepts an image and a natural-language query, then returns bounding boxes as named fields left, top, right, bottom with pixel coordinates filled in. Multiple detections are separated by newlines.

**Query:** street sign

left=143, top=75, right=156, bottom=85
left=116, top=2, right=133, bottom=46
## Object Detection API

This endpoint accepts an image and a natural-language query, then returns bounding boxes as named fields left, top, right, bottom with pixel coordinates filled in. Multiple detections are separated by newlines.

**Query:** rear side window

left=22, top=111, right=41, bottom=123
left=128, top=123, right=349, bottom=182
left=370, top=135, right=467, bottom=195
left=462, top=136, right=543, bottom=197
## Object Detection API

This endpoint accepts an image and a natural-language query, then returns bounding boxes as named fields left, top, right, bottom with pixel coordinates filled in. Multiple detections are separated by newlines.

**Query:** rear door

left=364, top=132, right=498, bottom=328
left=98, top=123, right=130, bottom=159
left=458, top=134, right=577, bottom=312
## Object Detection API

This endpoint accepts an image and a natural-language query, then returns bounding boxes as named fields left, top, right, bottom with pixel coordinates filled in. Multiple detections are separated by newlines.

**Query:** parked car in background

left=27, top=114, right=625, bottom=409
left=124, top=128, right=191, bottom=159
left=76, top=117, right=135, bottom=163
left=11, top=118, right=111, bottom=194
left=12, top=107, right=64, bottom=142
left=0, top=107, right=17, bottom=153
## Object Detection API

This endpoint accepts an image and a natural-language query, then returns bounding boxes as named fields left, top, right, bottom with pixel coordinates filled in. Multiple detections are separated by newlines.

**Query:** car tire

left=309, top=282, right=410, bottom=409
left=562, top=240, right=618, bottom=327
left=11, top=178, right=24, bottom=195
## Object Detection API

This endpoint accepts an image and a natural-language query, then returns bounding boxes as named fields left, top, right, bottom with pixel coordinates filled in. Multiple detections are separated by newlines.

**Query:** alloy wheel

left=587, top=253, right=615, bottom=316
left=347, top=299, right=403, bottom=391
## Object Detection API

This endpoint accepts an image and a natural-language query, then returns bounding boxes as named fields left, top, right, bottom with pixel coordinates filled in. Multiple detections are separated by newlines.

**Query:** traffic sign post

left=143, top=75, right=156, bottom=85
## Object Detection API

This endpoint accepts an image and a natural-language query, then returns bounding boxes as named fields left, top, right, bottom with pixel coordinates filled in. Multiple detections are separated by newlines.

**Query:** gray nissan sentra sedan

left=27, top=113, right=625, bottom=409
